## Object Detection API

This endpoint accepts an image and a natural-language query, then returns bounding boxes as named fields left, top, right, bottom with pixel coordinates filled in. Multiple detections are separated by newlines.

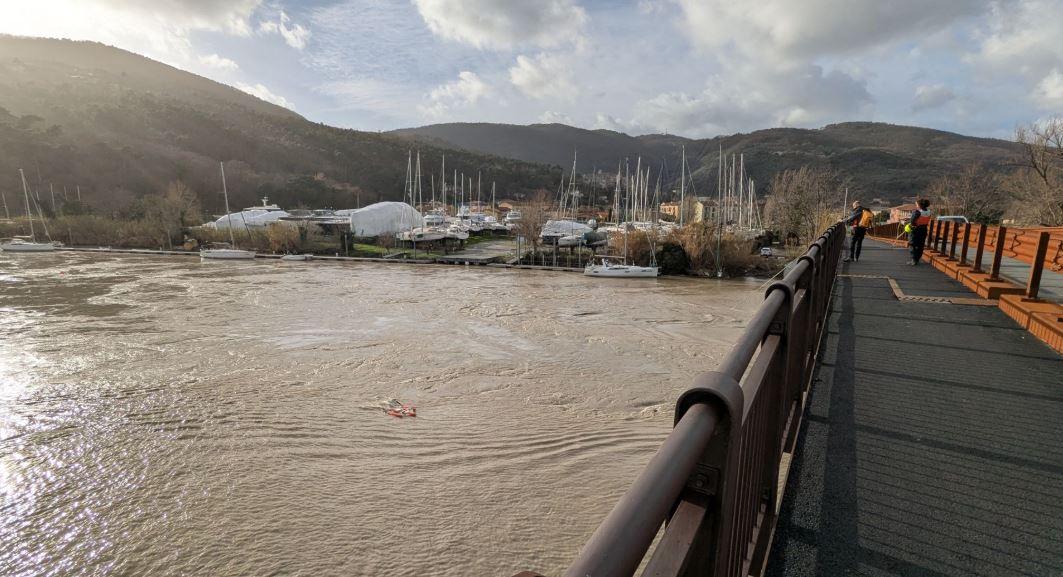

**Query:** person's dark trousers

left=909, top=228, right=927, bottom=264
left=849, top=226, right=867, bottom=261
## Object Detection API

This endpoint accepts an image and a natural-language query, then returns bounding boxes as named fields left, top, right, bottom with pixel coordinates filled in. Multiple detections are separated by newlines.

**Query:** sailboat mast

left=717, top=144, right=723, bottom=226
left=680, top=145, right=686, bottom=227
left=416, top=152, right=423, bottom=225
left=219, top=162, right=236, bottom=246
left=19, top=169, right=35, bottom=238
left=1, top=189, right=9, bottom=220
left=738, top=154, right=745, bottom=228
left=629, top=157, right=637, bottom=222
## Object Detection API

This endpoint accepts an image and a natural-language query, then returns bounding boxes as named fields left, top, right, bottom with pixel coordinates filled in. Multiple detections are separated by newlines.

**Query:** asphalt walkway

left=767, top=239, right=1063, bottom=577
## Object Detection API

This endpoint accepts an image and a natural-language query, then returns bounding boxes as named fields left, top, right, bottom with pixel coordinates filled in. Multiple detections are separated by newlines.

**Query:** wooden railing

left=870, top=222, right=1063, bottom=300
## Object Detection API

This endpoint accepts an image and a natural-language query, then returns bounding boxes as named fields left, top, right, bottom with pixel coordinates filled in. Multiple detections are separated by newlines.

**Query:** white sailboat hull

left=584, top=264, right=659, bottom=278
left=281, top=254, right=313, bottom=261
left=0, top=241, right=56, bottom=252
left=397, top=228, right=446, bottom=242
left=201, top=248, right=256, bottom=260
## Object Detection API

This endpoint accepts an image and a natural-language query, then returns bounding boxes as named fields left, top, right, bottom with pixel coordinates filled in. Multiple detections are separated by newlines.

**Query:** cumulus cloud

left=630, top=65, right=872, bottom=136
left=0, top=0, right=262, bottom=65
left=912, top=84, right=956, bottom=112
left=259, top=10, right=310, bottom=50
left=676, top=0, right=988, bottom=63
left=966, top=0, right=1063, bottom=111
left=1034, top=69, right=1063, bottom=108
left=234, top=82, right=293, bottom=109
left=509, top=53, right=577, bottom=100
left=540, top=110, right=574, bottom=124
left=420, top=71, right=489, bottom=118
left=199, top=53, right=239, bottom=70
left=413, top=0, right=586, bottom=49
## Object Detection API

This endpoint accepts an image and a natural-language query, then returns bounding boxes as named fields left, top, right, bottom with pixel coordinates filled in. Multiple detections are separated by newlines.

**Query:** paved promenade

left=768, top=239, right=1063, bottom=577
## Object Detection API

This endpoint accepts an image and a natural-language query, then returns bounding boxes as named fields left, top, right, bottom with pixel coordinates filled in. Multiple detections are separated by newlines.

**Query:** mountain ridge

left=0, top=36, right=557, bottom=214
left=392, top=121, right=1024, bottom=203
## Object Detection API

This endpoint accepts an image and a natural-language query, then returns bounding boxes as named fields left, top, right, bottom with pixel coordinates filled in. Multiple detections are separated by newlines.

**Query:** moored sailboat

left=0, top=169, right=57, bottom=253
left=201, top=162, right=256, bottom=260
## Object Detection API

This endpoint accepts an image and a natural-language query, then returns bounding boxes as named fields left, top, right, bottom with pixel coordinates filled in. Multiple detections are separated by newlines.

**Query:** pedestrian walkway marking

left=838, top=274, right=997, bottom=306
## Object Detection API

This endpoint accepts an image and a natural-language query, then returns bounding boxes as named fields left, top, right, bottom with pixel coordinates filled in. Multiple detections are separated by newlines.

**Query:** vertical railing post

left=948, top=222, right=960, bottom=260
left=959, top=223, right=971, bottom=265
left=990, top=226, right=1007, bottom=280
left=937, top=221, right=946, bottom=253
left=972, top=224, right=987, bottom=273
left=929, top=220, right=938, bottom=249
left=1025, top=232, right=1050, bottom=301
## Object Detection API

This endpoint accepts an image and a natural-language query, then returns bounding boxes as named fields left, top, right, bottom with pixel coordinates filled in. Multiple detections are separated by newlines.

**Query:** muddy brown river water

left=0, top=252, right=761, bottom=577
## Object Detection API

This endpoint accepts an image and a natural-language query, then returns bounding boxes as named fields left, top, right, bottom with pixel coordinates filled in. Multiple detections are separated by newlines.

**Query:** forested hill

left=394, top=122, right=1025, bottom=204
left=391, top=122, right=692, bottom=174
left=0, top=36, right=557, bottom=214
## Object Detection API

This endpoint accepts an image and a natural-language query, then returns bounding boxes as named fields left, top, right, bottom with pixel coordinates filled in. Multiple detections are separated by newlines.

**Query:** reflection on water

left=0, top=252, right=759, bottom=577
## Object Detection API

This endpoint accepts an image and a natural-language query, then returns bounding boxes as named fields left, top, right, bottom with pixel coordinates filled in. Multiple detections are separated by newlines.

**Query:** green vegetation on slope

left=0, top=36, right=558, bottom=217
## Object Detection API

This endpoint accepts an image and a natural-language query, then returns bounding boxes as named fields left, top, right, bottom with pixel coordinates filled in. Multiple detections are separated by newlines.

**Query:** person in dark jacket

left=906, top=198, right=932, bottom=265
left=843, top=200, right=873, bottom=262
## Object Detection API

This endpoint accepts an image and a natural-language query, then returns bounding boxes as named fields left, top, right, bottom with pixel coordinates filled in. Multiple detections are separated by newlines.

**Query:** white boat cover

left=540, top=219, right=592, bottom=238
left=206, top=209, right=291, bottom=230
left=349, top=202, right=422, bottom=237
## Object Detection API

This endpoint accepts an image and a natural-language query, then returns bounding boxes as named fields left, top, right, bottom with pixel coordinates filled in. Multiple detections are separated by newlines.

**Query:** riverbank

left=50, top=245, right=586, bottom=273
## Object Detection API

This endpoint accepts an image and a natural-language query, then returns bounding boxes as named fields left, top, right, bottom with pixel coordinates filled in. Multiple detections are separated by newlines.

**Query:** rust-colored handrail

left=867, top=221, right=1061, bottom=302
left=516, top=223, right=846, bottom=577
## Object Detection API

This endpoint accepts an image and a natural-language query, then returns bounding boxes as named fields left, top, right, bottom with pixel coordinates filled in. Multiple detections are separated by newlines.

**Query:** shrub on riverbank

left=602, top=224, right=779, bottom=276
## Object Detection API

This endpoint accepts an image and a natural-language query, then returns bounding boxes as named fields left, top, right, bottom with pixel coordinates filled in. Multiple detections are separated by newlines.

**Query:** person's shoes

left=843, top=257, right=851, bottom=262
left=906, top=260, right=915, bottom=265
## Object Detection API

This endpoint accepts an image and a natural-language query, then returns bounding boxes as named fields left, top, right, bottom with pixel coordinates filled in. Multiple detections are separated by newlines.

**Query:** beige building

left=660, top=198, right=720, bottom=223
left=888, top=203, right=918, bottom=223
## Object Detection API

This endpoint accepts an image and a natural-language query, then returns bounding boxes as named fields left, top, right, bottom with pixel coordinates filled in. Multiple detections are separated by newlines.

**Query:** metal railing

left=514, top=223, right=846, bottom=577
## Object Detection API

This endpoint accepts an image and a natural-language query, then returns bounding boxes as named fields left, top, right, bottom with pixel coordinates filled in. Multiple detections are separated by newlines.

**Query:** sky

left=1, top=0, right=1061, bottom=139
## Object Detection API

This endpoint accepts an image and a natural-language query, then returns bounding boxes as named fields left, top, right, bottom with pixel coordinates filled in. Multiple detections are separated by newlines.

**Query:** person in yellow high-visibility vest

left=906, top=198, right=933, bottom=265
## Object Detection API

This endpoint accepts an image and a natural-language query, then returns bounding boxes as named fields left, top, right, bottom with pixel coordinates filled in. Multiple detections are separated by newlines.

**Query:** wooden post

left=929, top=220, right=938, bottom=248
left=948, top=222, right=960, bottom=260
left=972, top=224, right=987, bottom=273
left=959, top=223, right=971, bottom=265
left=989, top=226, right=1007, bottom=280
left=939, top=221, right=950, bottom=254
left=1025, top=231, right=1050, bottom=301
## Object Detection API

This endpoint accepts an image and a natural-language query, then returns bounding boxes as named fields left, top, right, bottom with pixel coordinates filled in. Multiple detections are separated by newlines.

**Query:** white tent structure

left=205, top=209, right=291, bottom=230
left=349, top=201, right=422, bottom=238
left=540, top=219, right=592, bottom=243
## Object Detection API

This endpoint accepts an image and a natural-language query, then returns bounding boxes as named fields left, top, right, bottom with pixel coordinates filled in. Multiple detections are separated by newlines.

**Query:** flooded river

left=0, top=253, right=760, bottom=577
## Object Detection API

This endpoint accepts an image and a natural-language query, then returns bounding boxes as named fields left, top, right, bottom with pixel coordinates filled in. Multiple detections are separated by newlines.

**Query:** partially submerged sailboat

left=585, top=221, right=659, bottom=278
left=1, top=169, right=57, bottom=253
left=201, top=162, right=256, bottom=260
left=584, top=257, right=659, bottom=278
